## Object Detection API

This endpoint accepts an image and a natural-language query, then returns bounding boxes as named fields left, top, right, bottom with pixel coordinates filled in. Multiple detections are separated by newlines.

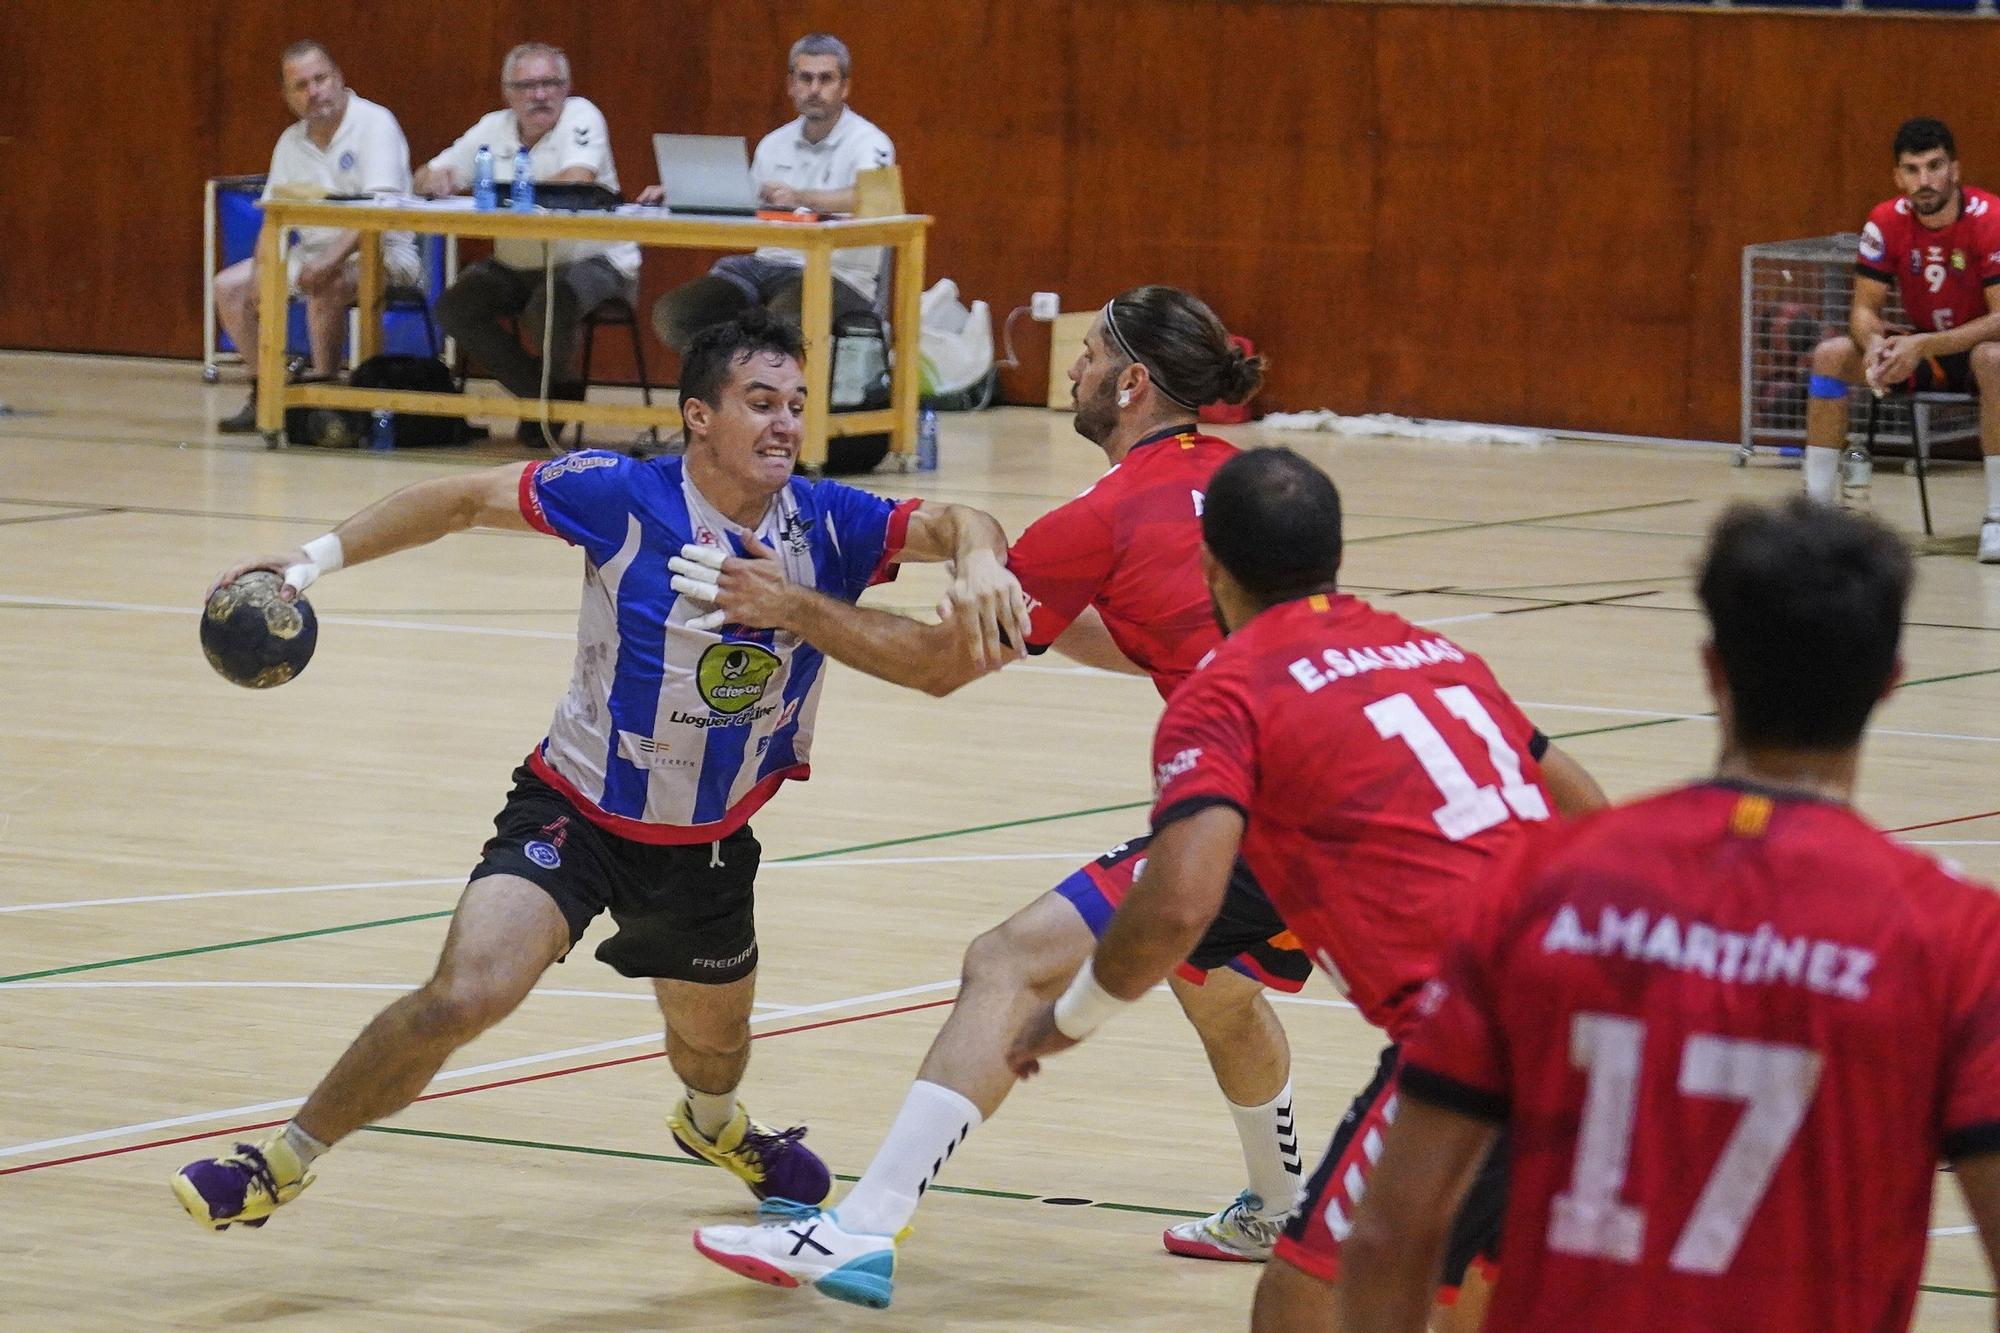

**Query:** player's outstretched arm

left=208, top=464, right=533, bottom=601
left=894, top=502, right=1033, bottom=668
left=1007, top=805, right=1243, bottom=1076
left=1334, top=1098, right=1498, bottom=1333
left=1952, top=1152, right=2000, bottom=1317
left=1540, top=742, right=1608, bottom=818
left=1049, top=606, right=1148, bottom=677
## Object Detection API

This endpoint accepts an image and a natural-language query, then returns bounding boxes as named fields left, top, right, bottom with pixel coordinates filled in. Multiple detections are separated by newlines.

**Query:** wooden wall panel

left=12, top=0, right=2000, bottom=440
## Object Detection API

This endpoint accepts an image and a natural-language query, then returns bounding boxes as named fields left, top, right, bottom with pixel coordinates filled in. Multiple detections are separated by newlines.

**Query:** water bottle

left=472, top=145, right=496, bottom=211
left=369, top=409, right=394, bottom=452
left=510, top=145, right=535, bottom=212
left=1839, top=443, right=1872, bottom=509
left=916, top=406, right=939, bottom=472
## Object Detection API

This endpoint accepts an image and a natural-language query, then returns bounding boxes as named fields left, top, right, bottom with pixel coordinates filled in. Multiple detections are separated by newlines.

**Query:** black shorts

left=1903, top=349, right=1976, bottom=395
left=470, top=765, right=760, bottom=983
left=1276, top=1045, right=1508, bottom=1291
left=1055, top=834, right=1314, bottom=992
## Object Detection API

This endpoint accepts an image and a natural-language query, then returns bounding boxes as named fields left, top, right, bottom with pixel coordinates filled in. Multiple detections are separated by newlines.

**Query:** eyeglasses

left=505, top=77, right=566, bottom=94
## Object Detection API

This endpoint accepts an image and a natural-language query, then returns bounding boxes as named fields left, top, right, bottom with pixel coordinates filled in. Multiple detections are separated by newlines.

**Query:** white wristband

left=302, top=532, right=345, bottom=575
left=1051, top=964, right=1131, bottom=1042
left=282, top=532, right=345, bottom=594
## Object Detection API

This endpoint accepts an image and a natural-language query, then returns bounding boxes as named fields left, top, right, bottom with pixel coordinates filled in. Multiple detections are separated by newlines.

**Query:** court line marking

left=0, top=851, right=1105, bottom=917
left=343, top=1126, right=1999, bottom=1257
left=0, top=980, right=962, bottom=1163
left=0, top=974, right=1330, bottom=1168
left=0, top=981, right=790, bottom=1004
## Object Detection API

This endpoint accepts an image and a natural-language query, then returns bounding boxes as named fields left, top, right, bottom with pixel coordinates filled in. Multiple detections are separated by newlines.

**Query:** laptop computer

left=651, top=134, right=760, bottom=216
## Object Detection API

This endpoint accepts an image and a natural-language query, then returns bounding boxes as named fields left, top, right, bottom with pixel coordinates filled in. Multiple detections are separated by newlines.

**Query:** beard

left=1072, top=382, right=1117, bottom=445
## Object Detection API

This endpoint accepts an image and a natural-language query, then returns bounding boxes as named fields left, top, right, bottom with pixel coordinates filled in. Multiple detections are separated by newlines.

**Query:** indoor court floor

left=3, top=351, right=1998, bottom=1329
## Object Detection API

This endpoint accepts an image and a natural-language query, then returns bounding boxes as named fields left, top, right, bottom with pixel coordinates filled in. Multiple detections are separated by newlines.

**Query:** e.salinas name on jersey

left=518, top=452, right=917, bottom=844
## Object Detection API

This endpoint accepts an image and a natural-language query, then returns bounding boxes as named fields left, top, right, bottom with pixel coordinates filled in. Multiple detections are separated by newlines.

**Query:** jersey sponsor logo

left=1858, top=220, right=1886, bottom=263
left=697, top=642, right=782, bottom=714
left=618, top=730, right=697, bottom=770
left=669, top=702, right=783, bottom=730
left=524, top=840, right=562, bottom=869
left=1971, top=195, right=1991, bottom=216
left=1286, top=637, right=1467, bottom=693
left=1540, top=902, right=1875, bottom=1000
left=539, top=453, right=619, bottom=482
left=1154, top=746, right=1203, bottom=791
left=573, top=124, right=591, bottom=146
left=1953, top=248, right=1967, bottom=271
left=338, top=150, right=356, bottom=172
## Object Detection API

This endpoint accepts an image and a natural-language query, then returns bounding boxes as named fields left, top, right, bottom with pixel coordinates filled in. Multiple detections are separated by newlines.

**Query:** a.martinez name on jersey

left=1540, top=902, right=1876, bottom=1001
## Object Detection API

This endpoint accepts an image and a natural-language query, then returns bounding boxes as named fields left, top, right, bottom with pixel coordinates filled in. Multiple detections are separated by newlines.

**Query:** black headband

left=1102, top=300, right=1201, bottom=412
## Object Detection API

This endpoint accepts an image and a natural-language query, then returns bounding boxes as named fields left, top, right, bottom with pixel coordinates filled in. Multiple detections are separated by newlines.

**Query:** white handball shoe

left=1979, top=516, right=2000, bottom=564
left=692, top=1200, right=899, bottom=1309
left=1162, top=1190, right=1288, bottom=1262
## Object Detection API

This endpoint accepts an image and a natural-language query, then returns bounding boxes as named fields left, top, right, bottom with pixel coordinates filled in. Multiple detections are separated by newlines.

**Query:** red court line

left=1890, top=809, right=2000, bottom=834
left=0, top=995, right=956, bottom=1178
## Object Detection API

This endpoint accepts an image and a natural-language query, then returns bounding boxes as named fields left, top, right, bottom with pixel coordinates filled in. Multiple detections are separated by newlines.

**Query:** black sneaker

left=217, top=393, right=260, bottom=434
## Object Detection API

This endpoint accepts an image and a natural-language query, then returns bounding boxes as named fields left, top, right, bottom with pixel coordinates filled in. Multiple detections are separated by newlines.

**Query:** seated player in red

left=1802, top=117, right=2000, bottom=561
left=1337, top=498, right=2000, bottom=1333
left=1005, top=447, right=1605, bottom=1333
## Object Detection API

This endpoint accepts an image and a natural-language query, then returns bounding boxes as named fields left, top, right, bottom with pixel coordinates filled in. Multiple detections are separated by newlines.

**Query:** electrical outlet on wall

left=1030, top=291, right=1060, bottom=322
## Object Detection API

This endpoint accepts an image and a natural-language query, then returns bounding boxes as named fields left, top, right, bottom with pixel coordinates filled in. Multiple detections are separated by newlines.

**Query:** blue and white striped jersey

left=517, top=452, right=917, bottom=843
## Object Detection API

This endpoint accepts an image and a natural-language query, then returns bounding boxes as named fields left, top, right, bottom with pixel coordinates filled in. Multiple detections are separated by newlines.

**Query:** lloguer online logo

left=697, top=642, right=782, bottom=715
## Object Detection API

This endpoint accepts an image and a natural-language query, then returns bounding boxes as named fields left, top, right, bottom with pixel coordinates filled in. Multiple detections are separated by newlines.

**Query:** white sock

left=1803, top=446, right=1839, bottom=503
left=282, top=1120, right=329, bottom=1168
left=686, top=1086, right=739, bottom=1140
left=1228, top=1081, right=1302, bottom=1216
left=1984, top=456, right=2000, bottom=518
left=835, top=1081, right=983, bottom=1237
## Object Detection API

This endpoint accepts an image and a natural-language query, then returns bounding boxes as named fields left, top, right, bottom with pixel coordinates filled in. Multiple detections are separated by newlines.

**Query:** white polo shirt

left=429, top=97, right=641, bottom=280
left=751, top=108, right=897, bottom=300
left=265, top=92, right=420, bottom=281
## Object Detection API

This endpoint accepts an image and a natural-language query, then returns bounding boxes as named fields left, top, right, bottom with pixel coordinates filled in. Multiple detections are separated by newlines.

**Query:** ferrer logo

left=1153, top=747, right=1202, bottom=792
left=697, top=642, right=781, bottom=714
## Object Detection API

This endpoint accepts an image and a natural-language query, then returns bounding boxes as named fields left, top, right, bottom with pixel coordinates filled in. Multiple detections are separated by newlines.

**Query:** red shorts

left=1275, top=1044, right=1508, bottom=1292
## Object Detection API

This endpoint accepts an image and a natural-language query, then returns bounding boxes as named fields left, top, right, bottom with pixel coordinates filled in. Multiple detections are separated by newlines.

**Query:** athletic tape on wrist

left=1052, top=963, right=1131, bottom=1041
left=281, top=532, right=345, bottom=593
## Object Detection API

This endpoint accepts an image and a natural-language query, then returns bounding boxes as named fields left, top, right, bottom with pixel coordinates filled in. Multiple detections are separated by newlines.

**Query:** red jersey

left=1148, top=592, right=1551, bottom=1035
left=1856, top=185, right=2000, bottom=334
left=1008, top=428, right=1235, bottom=700
left=1403, top=782, right=2000, bottom=1333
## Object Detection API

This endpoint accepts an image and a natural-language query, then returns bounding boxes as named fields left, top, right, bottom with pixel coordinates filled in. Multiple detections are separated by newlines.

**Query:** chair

left=575, top=297, right=655, bottom=449
left=382, top=285, right=440, bottom=357
left=1862, top=389, right=1974, bottom=536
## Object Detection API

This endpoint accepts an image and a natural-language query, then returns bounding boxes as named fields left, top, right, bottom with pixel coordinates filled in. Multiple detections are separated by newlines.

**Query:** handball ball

left=200, top=570, right=318, bottom=688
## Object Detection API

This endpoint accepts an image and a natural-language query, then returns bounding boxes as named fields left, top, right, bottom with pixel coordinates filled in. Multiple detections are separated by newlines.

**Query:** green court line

left=0, top=911, right=454, bottom=985
left=0, top=800, right=1151, bottom=985
left=1548, top=717, right=1694, bottom=742
left=779, top=800, right=1148, bottom=862
left=354, top=1126, right=1992, bottom=1292
left=357, top=1123, right=1206, bottom=1218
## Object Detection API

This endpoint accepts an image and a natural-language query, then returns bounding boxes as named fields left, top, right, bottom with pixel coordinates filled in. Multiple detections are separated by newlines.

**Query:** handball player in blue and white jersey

left=172, top=309, right=1031, bottom=1233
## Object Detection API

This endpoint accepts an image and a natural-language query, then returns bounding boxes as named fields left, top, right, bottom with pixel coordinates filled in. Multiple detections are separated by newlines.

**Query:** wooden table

left=251, top=199, right=931, bottom=470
